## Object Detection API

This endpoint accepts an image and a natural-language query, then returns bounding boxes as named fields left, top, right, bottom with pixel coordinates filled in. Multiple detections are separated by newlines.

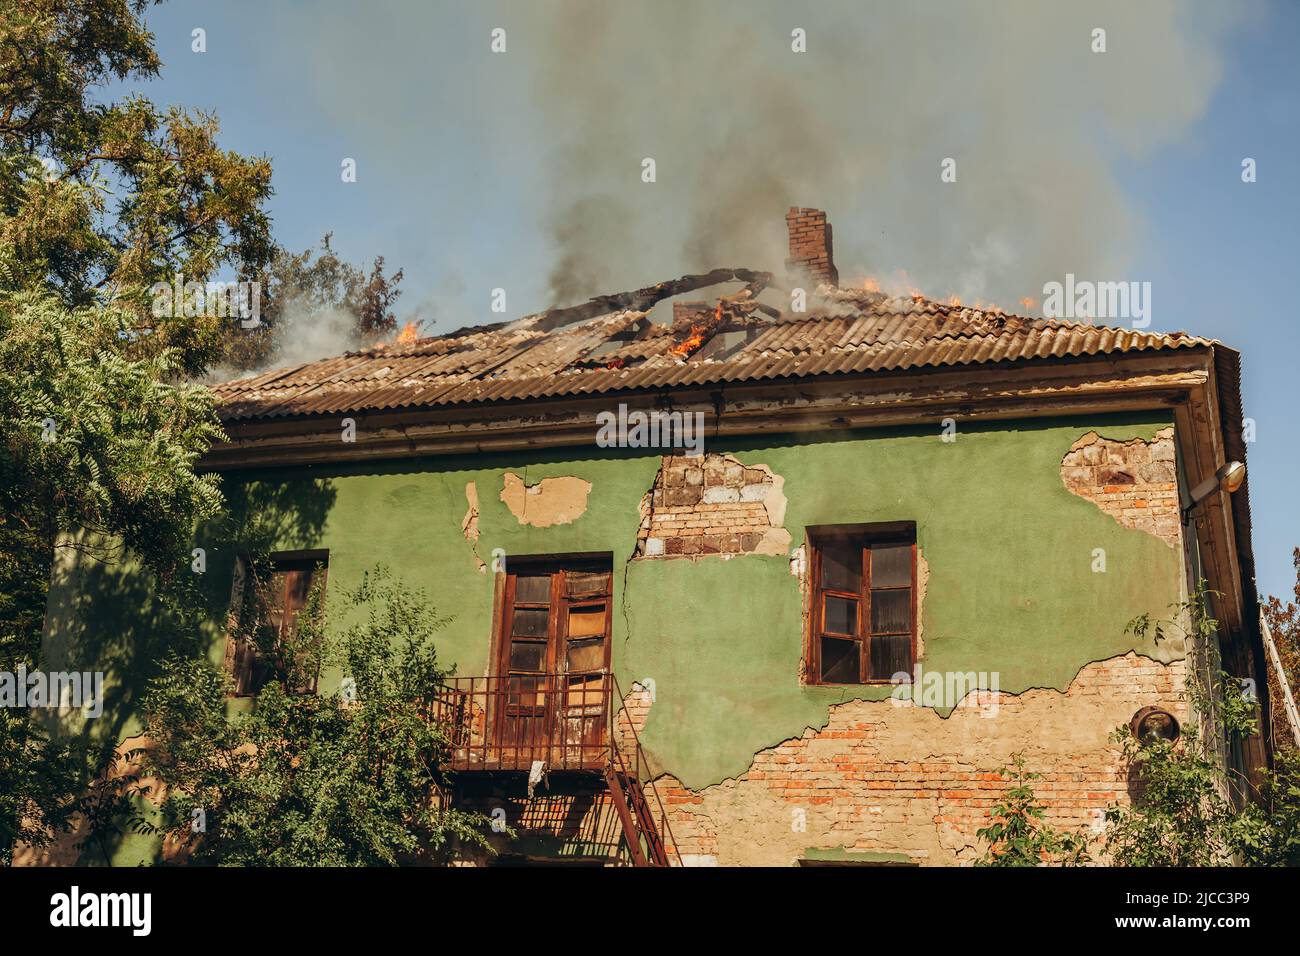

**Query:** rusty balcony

left=431, top=672, right=679, bottom=866
left=431, top=673, right=616, bottom=772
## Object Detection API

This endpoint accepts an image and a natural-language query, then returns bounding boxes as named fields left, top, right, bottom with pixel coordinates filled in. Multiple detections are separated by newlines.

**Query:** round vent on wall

left=1130, top=706, right=1180, bottom=744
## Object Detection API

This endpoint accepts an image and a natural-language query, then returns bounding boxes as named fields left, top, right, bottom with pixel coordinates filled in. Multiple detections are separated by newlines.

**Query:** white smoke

left=276, top=0, right=1249, bottom=312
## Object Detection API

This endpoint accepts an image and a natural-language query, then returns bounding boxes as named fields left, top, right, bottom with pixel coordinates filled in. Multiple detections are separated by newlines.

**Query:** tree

left=0, top=288, right=223, bottom=861
left=1104, top=587, right=1263, bottom=865
left=1, top=0, right=275, bottom=375
left=1233, top=748, right=1300, bottom=866
left=220, top=234, right=405, bottom=372
left=137, top=565, right=497, bottom=865
left=976, top=755, right=1089, bottom=866
left=0, top=0, right=271, bottom=861
left=1103, top=723, right=1247, bottom=866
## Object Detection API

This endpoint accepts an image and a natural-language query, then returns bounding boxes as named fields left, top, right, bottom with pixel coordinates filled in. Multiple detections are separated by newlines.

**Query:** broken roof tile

left=209, top=275, right=1216, bottom=422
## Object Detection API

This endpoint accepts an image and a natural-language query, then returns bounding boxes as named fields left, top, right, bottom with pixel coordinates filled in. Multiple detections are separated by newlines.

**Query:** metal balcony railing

left=430, top=672, right=679, bottom=865
left=431, top=674, right=613, bottom=772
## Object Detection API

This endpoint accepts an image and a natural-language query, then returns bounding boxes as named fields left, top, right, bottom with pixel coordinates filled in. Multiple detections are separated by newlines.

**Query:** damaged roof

left=211, top=268, right=1216, bottom=422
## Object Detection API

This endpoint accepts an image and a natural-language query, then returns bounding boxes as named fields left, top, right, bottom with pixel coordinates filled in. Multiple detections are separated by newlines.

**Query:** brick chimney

left=784, top=207, right=838, bottom=287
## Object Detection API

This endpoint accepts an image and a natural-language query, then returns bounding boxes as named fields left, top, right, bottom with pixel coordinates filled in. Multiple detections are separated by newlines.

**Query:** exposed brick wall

left=453, top=654, right=1186, bottom=866
left=614, top=683, right=652, bottom=758
left=785, top=206, right=839, bottom=287
left=1061, top=426, right=1180, bottom=549
left=635, top=454, right=791, bottom=559
left=657, top=653, right=1187, bottom=866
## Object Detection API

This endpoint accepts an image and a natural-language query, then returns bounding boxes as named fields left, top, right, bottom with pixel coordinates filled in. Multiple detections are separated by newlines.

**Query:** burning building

left=36, top=209, right=1267, bottom=866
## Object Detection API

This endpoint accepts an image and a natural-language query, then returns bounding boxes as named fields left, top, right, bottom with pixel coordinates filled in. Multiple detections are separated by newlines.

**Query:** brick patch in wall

left=634, top=454, right=791, bottom=559
left=456, top=654, right=1186, bottom=866
left=1060, top=426, right=1180, bottom=549
left=654, top=651, right=1187, bottom=866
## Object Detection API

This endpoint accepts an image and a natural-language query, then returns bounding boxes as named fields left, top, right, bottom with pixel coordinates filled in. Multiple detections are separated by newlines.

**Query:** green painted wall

left=40, top=412, right=1183, bottom=862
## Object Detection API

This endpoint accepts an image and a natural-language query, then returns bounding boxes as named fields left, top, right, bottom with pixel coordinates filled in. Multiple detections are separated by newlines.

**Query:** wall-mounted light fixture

left=1182, top=460, right=1246, bottom=524
left=1130, top=706, right=1181, bottom=744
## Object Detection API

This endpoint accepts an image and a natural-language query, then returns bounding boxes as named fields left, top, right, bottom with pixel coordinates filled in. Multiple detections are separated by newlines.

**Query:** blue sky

left=119, top=1, right=1298, bottom=601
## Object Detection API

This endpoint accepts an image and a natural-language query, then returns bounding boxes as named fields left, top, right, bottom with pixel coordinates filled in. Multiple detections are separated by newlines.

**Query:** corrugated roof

left=211, top=284, right=1214, bottom=422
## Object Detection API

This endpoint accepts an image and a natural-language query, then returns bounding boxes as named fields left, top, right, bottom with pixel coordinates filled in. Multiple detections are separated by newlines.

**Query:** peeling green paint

left=41, top=412, right=1183, bottom=863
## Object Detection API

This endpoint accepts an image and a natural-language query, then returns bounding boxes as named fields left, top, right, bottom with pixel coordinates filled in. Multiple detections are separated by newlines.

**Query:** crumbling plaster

left=44, top=413, right=1186, bottom=863
left=1060, top=426, right=1180, bottom=549
left=653, top=651, right=1188, bottom=866
left=500, top=472, right=592, bottom=527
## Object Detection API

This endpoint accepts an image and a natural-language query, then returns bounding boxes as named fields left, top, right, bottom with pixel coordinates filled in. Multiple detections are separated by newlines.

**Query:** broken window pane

left=870, top=588, right=911, bottom=633
left=823, top=595, right=858, bottom=636
left=820, top=542, right=862, bottom=592
left=565, top=571, right=610, bottom=597
left=870, top=542, right=911, bottom=588
left=567, top=604, right=606, bottom=638
left=507, top=673, right=544, bottom=707
left=514, top=574, right=551, bottom=604
left=566, top=637, right=605, bottom=672
left=566, top=672, right=605, bottom=711
left=820, top=637, right=859, bottom=683
left=511, top=607, right=549, bottom=638
left=869, top=633, right=912, bottom=681
left=508, top=640, right=546, bottom=672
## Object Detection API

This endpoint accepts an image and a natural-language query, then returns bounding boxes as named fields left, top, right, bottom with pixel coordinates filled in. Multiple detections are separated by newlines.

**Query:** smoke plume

left=280, top=0, right=1245, bottom=314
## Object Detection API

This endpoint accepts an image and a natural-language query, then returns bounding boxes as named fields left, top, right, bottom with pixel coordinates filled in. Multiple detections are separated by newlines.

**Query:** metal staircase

left=433, top=671, right=678, bottom=865
left=603, top=675, right=676, bottom=866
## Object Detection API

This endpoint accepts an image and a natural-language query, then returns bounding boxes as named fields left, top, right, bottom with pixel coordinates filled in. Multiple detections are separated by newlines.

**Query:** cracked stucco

left=656, top=651, right=1187, bottom=866
left=500, top=472, right=592, bottom=527
left=462, top=481, right=487, bottom=572
left=635, top=453, right=791, bottom=558
left=45, top=413, right=1186, bottom=864
left=1061, top=426, right=1179, bottom=549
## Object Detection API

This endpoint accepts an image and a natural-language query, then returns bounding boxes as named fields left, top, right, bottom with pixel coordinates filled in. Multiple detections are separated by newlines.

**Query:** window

left=807, top=527, right=916, bottom=685
left=227, top=551, right=328, bottom=697
left=497, top=558, right=613, bottom=683
left=493, top=557, right=614, bottom=764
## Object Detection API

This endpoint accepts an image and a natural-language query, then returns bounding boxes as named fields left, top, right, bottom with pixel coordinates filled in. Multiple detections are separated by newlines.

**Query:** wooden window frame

left=491, top=555, right=614, bottom=680
left=805, top=525, right=917, bottom=686
left=226, top=549, right=329, bottom=698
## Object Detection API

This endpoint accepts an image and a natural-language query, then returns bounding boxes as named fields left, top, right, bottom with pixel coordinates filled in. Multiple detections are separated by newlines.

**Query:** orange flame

left=670, top=302, right=722, bottom=358
left=1019, top=297, right=1036, bottom=312
left=397, top=320, right=421, bottom=345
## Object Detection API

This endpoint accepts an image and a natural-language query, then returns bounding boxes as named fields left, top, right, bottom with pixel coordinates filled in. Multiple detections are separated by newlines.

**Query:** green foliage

left=0, top=289, right=225, bottom=859
left=0, top=289, right=224, bottom=654
left=137, top=565, right=498, bottom=865
left=0, top=710, right=78, bottom=864
left=976, top=755, right=1089, bottom=866
left=221, top=235, right=406, bottom=371
left=72, top=743, right=158, bottom=866
left=1263, top=547, right=1300, bottom=751
left=1106, top=583, right=1267, bottom=866
left=1232, top=749, right=1300, bottom=866
left=0, top=0, right=275, bottom=860
left=1103, top=722, right=1246, bottom=866
left=1, top=0, right=275, bottom=375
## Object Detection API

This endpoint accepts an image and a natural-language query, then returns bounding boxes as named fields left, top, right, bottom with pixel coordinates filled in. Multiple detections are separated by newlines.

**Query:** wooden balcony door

left=496, top=562, right=613, bottom=769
